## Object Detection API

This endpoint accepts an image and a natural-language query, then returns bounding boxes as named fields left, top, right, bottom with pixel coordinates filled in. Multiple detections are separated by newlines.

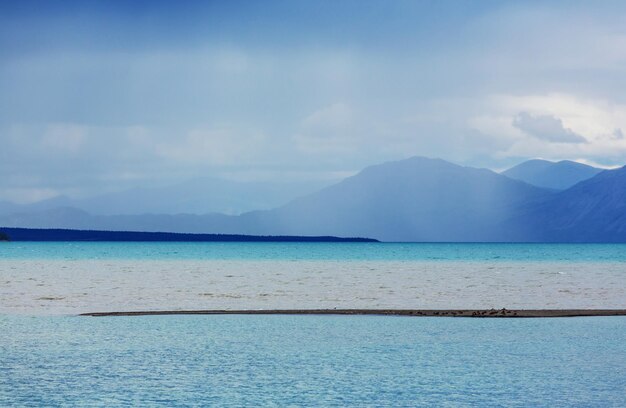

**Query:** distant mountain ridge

left=0, top=178, right=329, bottom=217
left=505, top=165, right=626, bottom=241
left=502, top=159, right=603, bottom=190
left=0, top=157, right=554, bottom=241
left=2, top=156, right=626, bottom=242
left=234, top=157, right=552, bottom=241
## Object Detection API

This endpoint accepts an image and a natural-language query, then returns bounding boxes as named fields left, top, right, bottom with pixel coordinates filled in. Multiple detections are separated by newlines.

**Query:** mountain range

left=501, top=159, right=603, bottom=190
left=0, top=178, right=329, bottom=216
left=2, top=156, right=625, bottom=242
left=505, top=166, right=626, bottom=242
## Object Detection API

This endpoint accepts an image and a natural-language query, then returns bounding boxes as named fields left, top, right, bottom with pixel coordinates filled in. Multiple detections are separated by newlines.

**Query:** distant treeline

left=0, top=227, right=377, bottom=243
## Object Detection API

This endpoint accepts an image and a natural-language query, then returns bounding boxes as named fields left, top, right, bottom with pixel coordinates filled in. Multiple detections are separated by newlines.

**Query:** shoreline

left=0, top=227, right=376, bottom=243
left=80, top=309, right=626, bottom=318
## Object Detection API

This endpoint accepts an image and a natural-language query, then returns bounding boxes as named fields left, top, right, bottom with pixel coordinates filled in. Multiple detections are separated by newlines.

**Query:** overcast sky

left=2, top=0, right=626, bottom=203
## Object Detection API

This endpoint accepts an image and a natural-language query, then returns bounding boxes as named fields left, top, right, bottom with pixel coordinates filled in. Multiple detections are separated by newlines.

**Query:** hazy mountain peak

left=502, top=159, right=603, bottom=190
left=261, top=156, right=552, bottom=241
left=0, top=178, right=331, bottom=217
left=5, top=157, right=626, bottom=242
left=357, top=156, right=480, bottom=178
left=505, top=165, right=626, bottom=241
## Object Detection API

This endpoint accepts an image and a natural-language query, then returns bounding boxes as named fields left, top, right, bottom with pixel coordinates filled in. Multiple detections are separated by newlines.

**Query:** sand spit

left=81, top=308, right=626, bottom=318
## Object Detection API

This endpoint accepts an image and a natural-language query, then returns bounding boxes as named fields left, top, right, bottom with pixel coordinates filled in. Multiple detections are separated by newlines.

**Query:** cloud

left=0, top=187, right=60, bottom=204
left=512, top=112, right=587, bottom=144
left=155, top=126, right=267, bottom=165
left=294, top=103, right=356, bottom=154
left=3, top=2, right=626, bottom=202
left=302, top=103, right=353, bottom=129
left=40, top=123, right=87, bottom=153
left=465, top=93, right=626, bottom=167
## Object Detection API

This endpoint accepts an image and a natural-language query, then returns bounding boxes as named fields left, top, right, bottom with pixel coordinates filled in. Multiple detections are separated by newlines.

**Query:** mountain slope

left=12, top=157, right=626, bottom=242
left=0, top=178, right=329, bottom=217
left=0, top=207, right=236, bottom=234
left=70, top=178, right=329, bottom=215
left=505, top=166, right=626, bottom=241
left=0, top=157, right=554, bottom=241
left=240, top=157, right=553, bottom=241
left=502, top=159, right=603, bottom=190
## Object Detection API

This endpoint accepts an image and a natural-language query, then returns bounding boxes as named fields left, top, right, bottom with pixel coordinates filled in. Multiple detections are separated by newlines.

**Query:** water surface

left=2, top=242, right=626, bottom=315
left=3, top=242, right=626, bottom=262
left=2, top=315, right=625, bottom=406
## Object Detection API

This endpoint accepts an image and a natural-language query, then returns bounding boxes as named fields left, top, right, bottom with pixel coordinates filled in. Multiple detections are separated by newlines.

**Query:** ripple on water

left=1, top=258, right=626, bottom=315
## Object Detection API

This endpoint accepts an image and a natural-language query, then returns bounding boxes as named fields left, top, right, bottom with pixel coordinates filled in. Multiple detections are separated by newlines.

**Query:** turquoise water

left=2, top=241, right=626, bottom=262
left=2, top=243, right=625, bottom=404
left=3, top=242, right=626, bottom=313
left=2, top=315, right=625, bottom=406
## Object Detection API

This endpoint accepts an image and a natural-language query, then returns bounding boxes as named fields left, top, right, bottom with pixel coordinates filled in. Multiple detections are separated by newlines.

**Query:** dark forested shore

left=0, top=227, right=377, bottom=243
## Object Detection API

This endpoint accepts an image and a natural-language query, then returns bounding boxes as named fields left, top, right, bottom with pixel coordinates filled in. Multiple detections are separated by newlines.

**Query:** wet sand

left=81, top=309, right=626, bottom=318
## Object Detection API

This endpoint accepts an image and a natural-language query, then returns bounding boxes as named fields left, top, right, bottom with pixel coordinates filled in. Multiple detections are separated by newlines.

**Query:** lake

left=2, top=314, right=625, bottom=406
left=1, top=242, right=626, bottom=315
left=2, top=242, right=626, bottom=405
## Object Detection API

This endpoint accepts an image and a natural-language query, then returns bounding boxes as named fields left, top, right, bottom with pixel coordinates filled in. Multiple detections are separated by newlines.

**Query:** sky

left=1, top=0, right=626, bottom=203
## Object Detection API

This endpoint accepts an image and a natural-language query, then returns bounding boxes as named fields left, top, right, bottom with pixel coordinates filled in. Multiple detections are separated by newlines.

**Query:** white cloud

left=302, top=103, right=353, bottom=129
left=469, top=93, right=626, bottom=165
left=492, top=93, right=626, bottom=140
left=3, top=2, right=626, bottom=200
left=294, top=103, right=358, bottom=154
left=0, top=187, right=60, bottom=204
left=40, top=123, right=87, bottom=152
left=512, top=112, right=587, bottom=144
left=155, top=126, right=267, bottom=165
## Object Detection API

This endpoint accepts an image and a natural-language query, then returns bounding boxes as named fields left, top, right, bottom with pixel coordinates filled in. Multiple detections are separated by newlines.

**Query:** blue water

left=2, top=241, right=626, bottom=262
left=2, top=243, right=625, bottom=404
left=1, top=315, right=625, bottom=406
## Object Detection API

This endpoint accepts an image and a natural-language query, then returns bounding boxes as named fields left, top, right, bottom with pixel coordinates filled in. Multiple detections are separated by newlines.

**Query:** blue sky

left=1, top=0, right=626, bottom=202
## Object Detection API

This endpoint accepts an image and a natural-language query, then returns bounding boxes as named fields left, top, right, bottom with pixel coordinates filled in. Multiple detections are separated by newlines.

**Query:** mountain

left=238, top=157, right=553, bottom=241
left=0, top=157, right=554, bottom=241
left=0, top=178, right=329, bottom=217
left=0, top=196, right=74, bottom=216
left=502, top=159, right=603, bottom=190
left=9, top=157, right=626, bottom=242
left=505, top=166, right=626, bottom=242
left=0, top=207, right=235, bottom=233
left=74, top=178, right=331, bottom=215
